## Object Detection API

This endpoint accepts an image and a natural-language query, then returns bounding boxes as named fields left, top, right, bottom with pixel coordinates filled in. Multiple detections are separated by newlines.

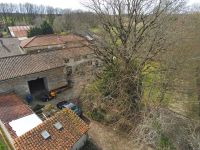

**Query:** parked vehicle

left=40, top=90, right=57, bottom=102
left=56, top=101, right=82, bottom=116
left=56, top=100, right=69, bottom=109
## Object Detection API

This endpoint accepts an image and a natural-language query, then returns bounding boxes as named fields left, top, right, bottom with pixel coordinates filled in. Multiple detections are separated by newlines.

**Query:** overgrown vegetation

left=81, top=0, right=200, bottom=149
left=0, top=127, right=12, bottom=150
left=28, top=20, right=54, bottom=37
left=0, top=141, right=6, bottom=150
left=1, top=0, right=200, bottom=149
left=82, top=0, right=183, bottom=121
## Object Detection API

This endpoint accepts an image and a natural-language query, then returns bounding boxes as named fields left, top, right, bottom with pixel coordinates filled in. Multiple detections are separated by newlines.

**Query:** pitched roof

left=8, top=26, right=31, bottom=38
left=20, top=34, right=87, bottom=48
left=0, top=46, right=92, bottom=81
left=0, top=93, right=33, bottom=138
left=0, top=93, right=33, bottom=123
left=0, top=38, right=22, bottom=58
left=14, top=109, right=89, bottom=150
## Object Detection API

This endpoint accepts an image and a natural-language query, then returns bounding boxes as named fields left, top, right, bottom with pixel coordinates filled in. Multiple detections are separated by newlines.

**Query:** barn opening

left=28, top=78, right=48, bottom=98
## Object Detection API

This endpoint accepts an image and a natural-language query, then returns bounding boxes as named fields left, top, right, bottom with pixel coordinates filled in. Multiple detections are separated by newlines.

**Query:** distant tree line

left=0, top=3, right=99, bottom=33
left=0, top=3, right=63, bottom=25
left=53, top=10, right=99, bottom=33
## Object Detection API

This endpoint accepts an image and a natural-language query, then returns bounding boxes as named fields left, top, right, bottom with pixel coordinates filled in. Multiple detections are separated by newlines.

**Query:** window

left=41, top=130, right=50, bottom=140
left=54, top=122, right=63, bottom=130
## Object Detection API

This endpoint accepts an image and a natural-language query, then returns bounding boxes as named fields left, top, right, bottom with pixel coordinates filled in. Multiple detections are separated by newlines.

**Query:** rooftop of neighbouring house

left=0, top=44, right=92, bottom=81
left=0, top=93, right=42, bottom=138
left=8, top=26, right=32, bottom=38
left=14, top=109, right=89, bottom=150
left=20, top=33, right=88, bottom=48
left=0, top=38, right=22, bottom=58
left=0, top=93, right=32, bottom=123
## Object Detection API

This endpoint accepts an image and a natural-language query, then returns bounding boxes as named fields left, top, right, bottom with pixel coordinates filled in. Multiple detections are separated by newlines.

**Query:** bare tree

left=83, top=0, right=185, bottom=118
left=86, top=0, right=185, bottom=64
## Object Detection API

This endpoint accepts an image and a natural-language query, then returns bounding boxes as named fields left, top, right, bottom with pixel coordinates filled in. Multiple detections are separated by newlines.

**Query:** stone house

left=8, top=26, right=32, bottom=40
left=0, top=37, right=22, bottom=58
left=0, top=93, right=42, bottom=147
left=0, top=93, right=89, bottom=150
left=14, top=108, right=89, bottom=150
left=0, top=35, right=94, bottom=97
left=19, top=33, right=89, bottom=54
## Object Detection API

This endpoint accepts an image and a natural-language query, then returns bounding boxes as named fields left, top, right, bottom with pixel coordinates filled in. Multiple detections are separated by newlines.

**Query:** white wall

left=71, top=134, right=88, bottom=150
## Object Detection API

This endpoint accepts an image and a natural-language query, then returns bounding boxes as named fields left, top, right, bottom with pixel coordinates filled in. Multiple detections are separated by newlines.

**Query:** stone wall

left=0, top=67, right=67, bottom=97
left=0, top=54, right=97, bottom=99
left=71, top=134, right=88, bottom=150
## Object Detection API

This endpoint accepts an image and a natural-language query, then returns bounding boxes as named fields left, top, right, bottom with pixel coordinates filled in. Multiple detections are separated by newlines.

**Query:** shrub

left=28, top=27, right=42, bottom=37
left=28, top=21, right=54, bottom=37
left=40, top=21, right=54, bottom=35
left=158, top=134, right=175, bottom=150
left=90, top=108, right=105, bottom=122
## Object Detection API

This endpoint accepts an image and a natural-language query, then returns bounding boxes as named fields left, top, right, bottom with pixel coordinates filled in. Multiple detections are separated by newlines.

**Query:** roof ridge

left=0, top=43, right=90, bottom=61
left=21, top=36, right=36, bottom=48
left=34, top=34, right=58, bottom=38
left=20, top=33, right=87, bottom=48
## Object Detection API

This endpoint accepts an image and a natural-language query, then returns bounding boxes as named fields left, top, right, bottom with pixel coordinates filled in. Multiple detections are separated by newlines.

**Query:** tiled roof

left=0, top=38, right=22, bottom=58
left=0, top=46, right=92, bottom=81
left=20, top=34, right=87, bottom=48
left=0, top=93, right=33, bottom=138
left=8, top=26, right=31, bottom=38
left=14, top=109, right=89, bottom=150
left=0, top=93, right=32, bottom=123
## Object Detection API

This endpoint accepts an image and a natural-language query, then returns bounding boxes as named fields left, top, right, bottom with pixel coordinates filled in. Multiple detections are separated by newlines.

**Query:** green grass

left=0, top=127, right=12, bottom=150
left=90, top=27, right=101, bottom=34
left=142, top=61, right=172, bottom=107
left=0, top=140, right=7, bottom=150
left=157, top=134, right=176, bottom=150
left=2, top=32, right=9, bottom=38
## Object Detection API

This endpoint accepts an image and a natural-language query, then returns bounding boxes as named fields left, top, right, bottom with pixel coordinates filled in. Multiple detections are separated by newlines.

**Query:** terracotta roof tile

left=14, top=109, right=89, bottom=150
left=0, top=93, right=33, bottom=138
left=0, top=93, right=32, bottom=123
left=8, top=26, right=31, bottom=38
left=20, top=34, right=86, bottom=48
left=0, top=46, right=92, bottom=81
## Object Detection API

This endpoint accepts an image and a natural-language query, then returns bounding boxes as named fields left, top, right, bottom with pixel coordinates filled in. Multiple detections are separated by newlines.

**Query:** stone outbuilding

left=0, top=34, right=93, bottom=98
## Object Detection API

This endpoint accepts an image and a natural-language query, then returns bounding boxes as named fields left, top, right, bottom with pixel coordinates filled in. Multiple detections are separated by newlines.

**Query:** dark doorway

left=28, top=78, right=48, bottom=98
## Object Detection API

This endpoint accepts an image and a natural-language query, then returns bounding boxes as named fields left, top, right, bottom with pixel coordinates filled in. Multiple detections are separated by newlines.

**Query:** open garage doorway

left=28, top=78, right=48, bottom=98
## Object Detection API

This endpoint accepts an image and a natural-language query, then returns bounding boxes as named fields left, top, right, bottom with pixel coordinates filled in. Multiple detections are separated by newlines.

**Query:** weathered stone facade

left=0, top=67, right=67, bottom=97
left=0, top=54, right=96, bottom=98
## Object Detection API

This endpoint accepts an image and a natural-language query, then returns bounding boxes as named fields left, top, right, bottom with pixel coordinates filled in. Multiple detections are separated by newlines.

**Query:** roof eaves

left=0, top=65, right=65, bottom=82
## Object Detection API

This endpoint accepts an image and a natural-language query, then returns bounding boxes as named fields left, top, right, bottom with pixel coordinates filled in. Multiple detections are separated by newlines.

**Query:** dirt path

left=87, top=121, right=138, bottom=150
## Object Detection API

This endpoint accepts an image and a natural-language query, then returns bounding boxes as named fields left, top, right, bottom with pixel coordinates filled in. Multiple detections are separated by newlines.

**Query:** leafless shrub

left=133, top=108, right=200, bottom=150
